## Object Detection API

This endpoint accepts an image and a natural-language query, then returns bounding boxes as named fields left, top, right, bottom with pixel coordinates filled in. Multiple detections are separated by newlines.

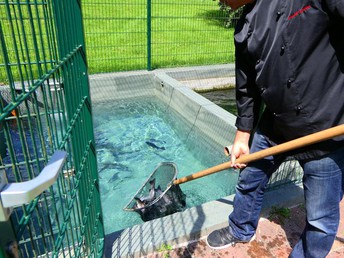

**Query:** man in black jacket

left=206, top=1, right=344, bottom=257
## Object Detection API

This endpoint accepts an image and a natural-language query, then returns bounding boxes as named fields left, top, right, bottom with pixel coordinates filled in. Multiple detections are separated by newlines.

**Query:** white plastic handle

left=0, top=150, right=67, bottom=208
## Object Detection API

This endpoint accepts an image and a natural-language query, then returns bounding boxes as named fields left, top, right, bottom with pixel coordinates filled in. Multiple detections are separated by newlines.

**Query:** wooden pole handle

left=173, top=124, right=344, bottom=185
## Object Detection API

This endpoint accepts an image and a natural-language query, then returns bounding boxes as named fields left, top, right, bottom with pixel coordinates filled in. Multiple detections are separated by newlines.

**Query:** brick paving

left=146, top=200, right=344, bottom=258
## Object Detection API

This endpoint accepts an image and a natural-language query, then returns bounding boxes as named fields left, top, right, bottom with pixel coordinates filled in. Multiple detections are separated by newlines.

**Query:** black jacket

left=234, top=0, right=344, bottom=159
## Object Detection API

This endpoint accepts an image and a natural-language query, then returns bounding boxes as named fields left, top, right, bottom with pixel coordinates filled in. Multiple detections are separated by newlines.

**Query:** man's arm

left=228, top=1, right=260, bottom=168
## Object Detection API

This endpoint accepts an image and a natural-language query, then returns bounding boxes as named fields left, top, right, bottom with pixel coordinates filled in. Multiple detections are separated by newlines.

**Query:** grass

left=269, top=206, right=291, bottom=225
left=157, top=243, right=173, bottom=258
left=82, top=0, right=236, bottom=73
left=1, top=0, right=236, bottom=82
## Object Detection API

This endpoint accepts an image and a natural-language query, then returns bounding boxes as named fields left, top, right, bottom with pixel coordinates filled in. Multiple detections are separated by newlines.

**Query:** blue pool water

left=92, top=96, right=239, bottom=234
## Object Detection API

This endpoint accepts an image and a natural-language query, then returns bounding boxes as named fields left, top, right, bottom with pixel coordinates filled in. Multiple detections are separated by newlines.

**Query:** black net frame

left=123, top=162, right=186, bottom=221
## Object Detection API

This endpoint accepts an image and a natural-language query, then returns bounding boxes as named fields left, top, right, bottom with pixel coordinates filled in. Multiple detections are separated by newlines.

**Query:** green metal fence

left=0, top=0, right=104, bottom=257
left=82, top=0, right=240, bottom=73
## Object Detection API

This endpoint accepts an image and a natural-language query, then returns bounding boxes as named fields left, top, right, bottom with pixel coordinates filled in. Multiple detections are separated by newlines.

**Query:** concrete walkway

left=146, top=200, right=344, bottom=258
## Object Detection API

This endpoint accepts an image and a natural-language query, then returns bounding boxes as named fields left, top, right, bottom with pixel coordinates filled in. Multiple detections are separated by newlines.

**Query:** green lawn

left=82, top=0, right=235, bottom=73
left=0, top=0, right=236, bottom=82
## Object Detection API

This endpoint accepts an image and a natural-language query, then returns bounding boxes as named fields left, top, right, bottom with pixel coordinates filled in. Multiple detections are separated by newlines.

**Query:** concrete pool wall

left=89, top=64, right=238, bottom=150
left=89, top=65, right=304, bottom=258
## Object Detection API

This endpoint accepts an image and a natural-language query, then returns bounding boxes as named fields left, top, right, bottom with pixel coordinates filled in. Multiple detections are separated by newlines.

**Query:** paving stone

left=144, top=201, right=344, bottom=258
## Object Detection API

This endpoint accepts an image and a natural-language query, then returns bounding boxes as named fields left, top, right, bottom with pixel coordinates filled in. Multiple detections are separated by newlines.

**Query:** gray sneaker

left=206, top=227, right=254, bottom=250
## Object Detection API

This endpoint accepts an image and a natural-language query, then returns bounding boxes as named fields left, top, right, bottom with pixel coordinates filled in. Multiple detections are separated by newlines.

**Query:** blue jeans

left=228, top=130, right=344, bottom=258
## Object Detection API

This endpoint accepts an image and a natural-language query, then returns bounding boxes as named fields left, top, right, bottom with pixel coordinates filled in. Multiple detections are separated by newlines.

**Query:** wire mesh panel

left=82, top=0, right=238, bottom=73
left=0, top=0, right=104, bottom=257
left=149, top=0, right=235, bottom=69
left=83, top=0, right=148, bottom=73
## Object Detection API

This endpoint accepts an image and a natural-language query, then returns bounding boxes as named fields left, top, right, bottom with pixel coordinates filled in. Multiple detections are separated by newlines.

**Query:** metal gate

left=0, top=0, right=104, bottom=257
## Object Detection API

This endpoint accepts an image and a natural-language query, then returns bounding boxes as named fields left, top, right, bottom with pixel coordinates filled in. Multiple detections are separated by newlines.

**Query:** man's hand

left=219, top=0, right=255, bottom=10
left=230, top=129, right=251, bottom=169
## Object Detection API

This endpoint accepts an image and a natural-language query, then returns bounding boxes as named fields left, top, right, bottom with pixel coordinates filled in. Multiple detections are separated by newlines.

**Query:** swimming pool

left=93, top=96, right=239, bottom=234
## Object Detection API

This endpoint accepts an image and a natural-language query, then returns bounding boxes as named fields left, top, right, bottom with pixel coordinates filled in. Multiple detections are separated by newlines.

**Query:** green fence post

left=147, top=0, right=152, bottom=70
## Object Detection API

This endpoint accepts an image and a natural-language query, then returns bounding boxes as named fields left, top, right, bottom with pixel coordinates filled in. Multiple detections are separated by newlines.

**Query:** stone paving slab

left=180, top=77, right=235, bottom=92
